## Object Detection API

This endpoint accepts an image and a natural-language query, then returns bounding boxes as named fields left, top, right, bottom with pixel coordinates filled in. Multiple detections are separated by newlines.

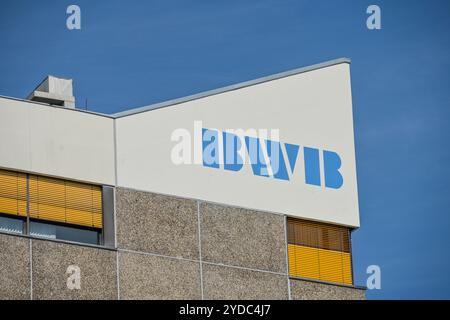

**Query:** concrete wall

left=0, top=187, right=365, bottom=300
left=31, top=239, right=117, bottom=300
left=0, top=233, right=117, bottom=300
left=113, top=187, right=364, bottom=300
left=290, top=279, right=366, bottom=300
left=0, top=234, right=30, bottom=299
left=115, top=187, right=289, bottom=300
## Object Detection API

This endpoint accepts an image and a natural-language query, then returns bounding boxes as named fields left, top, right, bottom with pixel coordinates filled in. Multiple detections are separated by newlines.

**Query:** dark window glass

left=0, top=214, right=24, bottom=235
left=30, top=220, right=99, bottom=245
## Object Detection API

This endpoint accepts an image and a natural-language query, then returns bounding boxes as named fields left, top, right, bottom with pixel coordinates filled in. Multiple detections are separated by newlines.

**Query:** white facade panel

left=0, top=59, right=360, bottom=227
left=115, top=62, right=360, bottom=227
left=0, top=98, right=115, bottom=185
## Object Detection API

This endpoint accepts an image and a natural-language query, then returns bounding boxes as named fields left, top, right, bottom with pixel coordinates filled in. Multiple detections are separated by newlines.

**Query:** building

left=0, top=58, right=365, bottom=300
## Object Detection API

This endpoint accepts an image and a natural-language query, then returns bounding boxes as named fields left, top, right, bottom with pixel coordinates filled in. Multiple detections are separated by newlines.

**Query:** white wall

left=115, top=62, right=360, bottom=227
left=0, top=61, right=360, bottom=227
left=0, top=98, right=115, bottom=185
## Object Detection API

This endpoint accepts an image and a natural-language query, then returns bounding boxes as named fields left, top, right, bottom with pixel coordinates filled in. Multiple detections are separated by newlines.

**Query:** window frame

left=0, top=169, right=108, bottom=246
left=286, top=217, right=355, bottom=286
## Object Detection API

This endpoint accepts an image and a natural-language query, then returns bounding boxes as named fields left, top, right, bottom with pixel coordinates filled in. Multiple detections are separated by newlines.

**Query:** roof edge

left=112, top=57, right=351, bottom=118
left=0, top=95, right=114, bottom=119
left=0, top=58, right=350, bottom=119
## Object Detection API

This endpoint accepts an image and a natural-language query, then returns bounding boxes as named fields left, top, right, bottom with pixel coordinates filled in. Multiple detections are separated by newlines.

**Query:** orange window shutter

left=32, top=177, right=103, bottom=228
left=288, top=244, right=320, bottom=280
left=17, top=173, right=27, bottom=217
left=66, top=181, right=103, bottom=228
left=318, top=248, right=344, bottom=284
left=342, top=252, right=353, bottom=285
left=28, top=174, right=39, bottom=218
left=0, top=169, right=28, bottom=217
left=287, top=218, right=353, bottom=286
left=35, top=176, right=66, bottom=223
left=0, top=169, right=19, bottom=216
left=1, top=170, right=103, bottom=229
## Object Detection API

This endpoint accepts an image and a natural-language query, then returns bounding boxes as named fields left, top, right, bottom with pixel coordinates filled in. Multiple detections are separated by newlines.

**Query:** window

left=28, top=175, right=103, bottom=228
left=287, top=217, right=353, bottom=285
left=0, top=170, right=27, bottom=217
left=0, top=214, right=24, bottom=235
left=30, top=221, right=100, bottom=245
left=0, top=168, right=104, bottom=245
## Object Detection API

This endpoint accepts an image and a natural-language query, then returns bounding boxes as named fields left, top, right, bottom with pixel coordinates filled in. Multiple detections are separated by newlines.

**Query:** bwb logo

left=170, top=122, right=344, bottom=189
left=201, top=128, right=343, bottom=188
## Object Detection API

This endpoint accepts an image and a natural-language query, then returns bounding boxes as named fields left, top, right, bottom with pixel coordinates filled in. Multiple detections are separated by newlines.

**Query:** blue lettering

left=323, top=150, right=343, bottom=189
left=202, top=128, right=220, bottom=168
left=223, top=131, right=243, bottom=172
left=200, top=128, right=344, bottom=188
left=304, top=147, right=321, bottom=186
left=245, top=136, right=270, bottom=177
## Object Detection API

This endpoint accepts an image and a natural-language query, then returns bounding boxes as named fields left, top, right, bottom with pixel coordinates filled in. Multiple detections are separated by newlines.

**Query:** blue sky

left=1, top=0, right=449, bottom=299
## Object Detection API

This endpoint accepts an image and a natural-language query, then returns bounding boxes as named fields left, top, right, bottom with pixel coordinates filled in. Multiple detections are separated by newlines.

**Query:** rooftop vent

left=27, top=76, right=75, bottom=108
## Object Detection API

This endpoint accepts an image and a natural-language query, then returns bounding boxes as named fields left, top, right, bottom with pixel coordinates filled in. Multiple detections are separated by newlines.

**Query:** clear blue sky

left=1, top=0, right=449, bottom=299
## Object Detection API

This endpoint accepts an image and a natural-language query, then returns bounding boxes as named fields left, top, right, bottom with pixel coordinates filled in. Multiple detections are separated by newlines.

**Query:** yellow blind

left=287, top=218, right=353, bottom=285
left=287, top=218, right=350, bottom=252
left=0, top=169, right=102, bottom=229
left=288, top=244, right=353, bottom=285
left=29, top=175, right=102, bottom=228
left=0, top=169, right=27, bottom=217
